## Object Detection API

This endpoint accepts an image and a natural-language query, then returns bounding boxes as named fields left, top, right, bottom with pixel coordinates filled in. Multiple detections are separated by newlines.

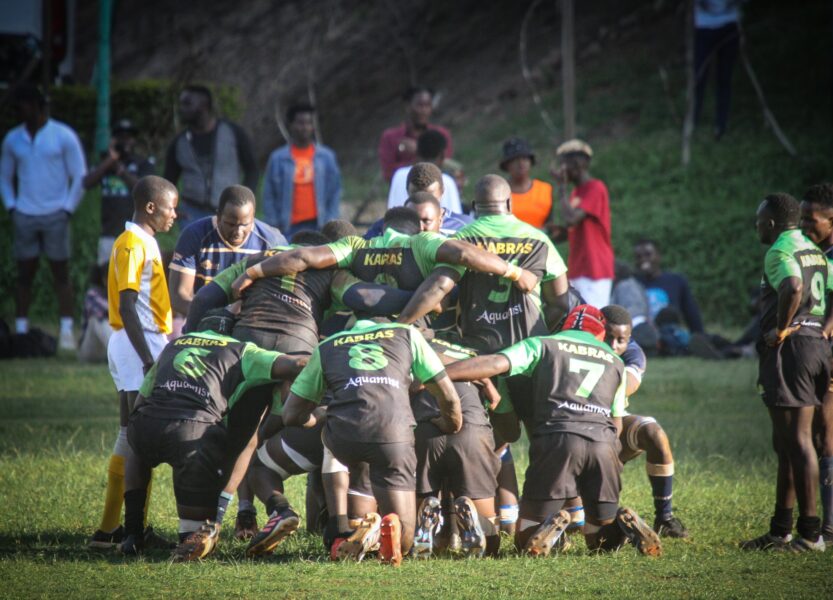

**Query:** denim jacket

left=262, top=144, right=342, bottom=232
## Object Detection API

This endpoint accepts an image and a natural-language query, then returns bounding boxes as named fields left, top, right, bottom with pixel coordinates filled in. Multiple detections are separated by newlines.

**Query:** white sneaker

left=59, top=329, right=76, bottom=351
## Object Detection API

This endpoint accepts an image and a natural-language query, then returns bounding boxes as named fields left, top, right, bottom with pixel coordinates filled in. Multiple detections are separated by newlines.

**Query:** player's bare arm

left=271, top=355, right=309, bottom=380
left=230, top=245, right=338, bottom=299
left=444, top=354, right=512, bottom=382
left=396, top=267, right=460, bottom=324
left=435, top=239, right=539, bottom=292
left=168, top=268, right=196, bottom=316
left=118, top=289, right=155, bottom=372
left=542, top=274, right=570, bottom=328
left=423, top=372, right=463, bottom=434
left=282, top=393, right=319, bottom=429
left=763, top=275, right=802, bottom=346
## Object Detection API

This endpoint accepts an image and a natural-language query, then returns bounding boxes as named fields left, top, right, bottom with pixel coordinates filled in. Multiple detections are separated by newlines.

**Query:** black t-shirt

left=99, top=154, right=155, bottom=237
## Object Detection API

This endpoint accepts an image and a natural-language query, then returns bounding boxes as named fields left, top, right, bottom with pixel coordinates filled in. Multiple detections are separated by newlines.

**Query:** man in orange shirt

left=500, top=137, right=554, bottom=229
left=263, top=103, right=342, bottom=237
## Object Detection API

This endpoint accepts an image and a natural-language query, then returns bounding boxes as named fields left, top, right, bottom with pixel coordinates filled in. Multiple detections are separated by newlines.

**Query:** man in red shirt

left=551, top=139, right=614, bottom=308
left=378, top=86, right=453, bottom=183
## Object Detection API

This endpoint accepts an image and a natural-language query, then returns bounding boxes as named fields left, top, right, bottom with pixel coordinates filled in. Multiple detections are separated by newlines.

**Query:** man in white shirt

left=0, top=84, right=87, bottom=349
left=387, top=130, right=462, bottom=214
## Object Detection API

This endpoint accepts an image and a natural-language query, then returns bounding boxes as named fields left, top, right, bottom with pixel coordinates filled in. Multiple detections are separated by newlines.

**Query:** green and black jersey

left=499, top=329, right=626, bottom=441
left=453, top=214, right=567, bottom=353
left=138, top=331, right=283, bottom=423
left=327, top=228, right=451, bottom=291
left=411, top=337, right=491, bottom=428
left=290, top=319, right=446, bottom=443
left=760, top=230, right=833, bottom=337
left=212, top=246, right=351, bottom=352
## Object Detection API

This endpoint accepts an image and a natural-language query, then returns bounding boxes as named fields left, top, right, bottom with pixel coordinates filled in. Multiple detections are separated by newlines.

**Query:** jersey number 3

left=568, top=358, right=605, bottom=398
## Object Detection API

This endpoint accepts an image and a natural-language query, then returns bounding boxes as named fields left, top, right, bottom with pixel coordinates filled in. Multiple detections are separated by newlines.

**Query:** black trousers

left=694, top=22, right=740, bottom=136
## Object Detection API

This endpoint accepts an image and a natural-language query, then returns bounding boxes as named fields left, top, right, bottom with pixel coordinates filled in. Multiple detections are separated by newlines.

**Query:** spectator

left=387, top=131, right=462, bottom=214
left=169, top=185, right=285, bottom=318
left=551, top=139, right=614, bottom=308
left=500, top=137, right=553, bottom=229
left=262, top=103, right=342, bottom=236
left=78, top=262, right=113, bottom=363
left=163, top=84, right=258, bottom=228
left=694, top=0, right=741, bottom=140
left=442, top=157, right=468, bottom=210
left=610, top=259, right=658, bottom=354
left=83, top=118, right=156, bottom=265
left=0, top=83, right=86, bottom=350
left=378, top=86, right=453, bottom=182
left=366, top=162, right=470, bottom=238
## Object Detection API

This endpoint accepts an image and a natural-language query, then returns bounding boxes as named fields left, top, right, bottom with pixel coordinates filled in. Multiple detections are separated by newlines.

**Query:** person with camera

left=83, top=118, right=156, bottom=265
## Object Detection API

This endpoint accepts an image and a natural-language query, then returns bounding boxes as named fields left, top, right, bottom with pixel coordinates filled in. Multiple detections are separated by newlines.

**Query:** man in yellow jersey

left=88, top=175, right=178, bottom=548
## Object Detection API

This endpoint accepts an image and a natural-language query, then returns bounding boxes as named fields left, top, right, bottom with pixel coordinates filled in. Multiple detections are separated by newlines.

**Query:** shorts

left=232, top=325, right=315, bottom=355
left=569, top=277, right=613, bottom=309
left=323, top=426, right=416, bottom=492
left=107, top=328, right=168, bottom=391
left=415, top=422, right=499, bottom=499
left=347, top=462, right=373, bottom=498
left=758, top=335, right=831, bottom=408
left=279, top=422, right=325, bottom=471
left=13, top=209, right=71, bottom=261
left=127, top=412, right=229, bottom=508
left=523, top=432, right=622, bottom=522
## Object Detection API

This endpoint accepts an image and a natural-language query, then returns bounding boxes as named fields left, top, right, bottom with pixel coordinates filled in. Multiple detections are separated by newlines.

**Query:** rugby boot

left=234, top=510, right=258, bottom=540
left=379, top=513, right=403, bottom=566
left=781, top=536, right=826, bottom=553
left=171, top=521, right=221, bottom=562
left=246, top=507, right=300, bottom=557
left=143, top=525, right=176, bottom=550
left=616, top=507, right=662, bottom=557
left=739, top=531, right=793, bottom=551
left=337, top=513, right=382, bottom=562
left=524, top=510, right=571, bottom=557
left=88, top=525, right=124, bottom=550
left=454, top=496, right=486, bottom=558
left=653, top=514, right=690, bottom=539
left=412, top=496, right=442, bottom=559
left=119, top=533, right=144, bottom=556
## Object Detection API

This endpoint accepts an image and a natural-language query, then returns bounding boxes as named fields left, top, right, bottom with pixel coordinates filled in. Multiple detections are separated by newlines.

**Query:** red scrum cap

left=562, top=304, right=606, bottom=340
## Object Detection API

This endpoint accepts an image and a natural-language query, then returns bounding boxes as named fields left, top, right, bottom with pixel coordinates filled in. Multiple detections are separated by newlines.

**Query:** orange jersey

left=511, top=179, right=553, bottom=229
left=108, top=222, right=172, bottom=334
left=290, top=144, right=317, bottom=224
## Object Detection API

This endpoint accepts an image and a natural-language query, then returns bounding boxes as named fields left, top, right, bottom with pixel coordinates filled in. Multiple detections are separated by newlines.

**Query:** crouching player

left=602, top=305, right=689, bottom=538
left=445, top=305, right=662, bottom=557
left=119, top=312, right=307, bottom=560
left=282, top=319, right=462, bottom=566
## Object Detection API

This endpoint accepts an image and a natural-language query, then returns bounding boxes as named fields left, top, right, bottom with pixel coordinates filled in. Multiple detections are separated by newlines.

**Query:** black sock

left=124, top=488, right=146, bottom=538
left=769, top=506, right=793, bottom=538
left=336, top=514, right=350, bottom=534
left=648, top=474, right=673, bottom=520
left=266, top=493, right=290, bottom=516
left=597, top=522, right=627, bottom=551
left=796, top=516, right=821, bottom=541
left=820, top=456, right=833, bottom=530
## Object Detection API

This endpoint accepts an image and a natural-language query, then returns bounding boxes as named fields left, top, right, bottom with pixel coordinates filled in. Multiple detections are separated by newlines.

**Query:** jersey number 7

left=568, top=358, right=605, bottom=398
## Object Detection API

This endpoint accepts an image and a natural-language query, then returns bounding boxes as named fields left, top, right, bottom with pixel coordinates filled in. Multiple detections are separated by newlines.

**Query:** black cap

left=196, top=308, right=236, bottom=336
left=112, top=118, right=138, bottom=134
left=500, top=137, right=535, bottom=170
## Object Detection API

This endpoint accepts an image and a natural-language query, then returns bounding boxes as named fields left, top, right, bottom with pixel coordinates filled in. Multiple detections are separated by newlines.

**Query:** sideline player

left=602, top=304, right=689, bottom=538
left=89, top=176, right=177, bottom=549
left=445, top=305, right=662, bottom=557
left=119, top=313, right=307, bottom=559
left=798, top=182, right=833, bottom=542
left=282, top=319, right=462, bottom=566
left=742, top=193, right=832, bottom=552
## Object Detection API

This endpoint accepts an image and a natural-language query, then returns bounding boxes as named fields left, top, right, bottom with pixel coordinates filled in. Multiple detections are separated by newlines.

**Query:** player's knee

left=641, top=423, right=672, bottom=460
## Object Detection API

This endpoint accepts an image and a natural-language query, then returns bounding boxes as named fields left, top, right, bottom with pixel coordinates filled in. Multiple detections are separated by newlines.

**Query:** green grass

left=1, top=355, right=831, bottom=598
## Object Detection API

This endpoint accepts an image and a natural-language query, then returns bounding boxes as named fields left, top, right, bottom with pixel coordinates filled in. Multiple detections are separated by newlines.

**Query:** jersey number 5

left=568, top=358, right=605, bottom=398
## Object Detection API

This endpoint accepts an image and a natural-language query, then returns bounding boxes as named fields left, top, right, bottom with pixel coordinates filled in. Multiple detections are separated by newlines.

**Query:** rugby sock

left=215, top=491, right=234, bottom=525
left=124, top=488, right=146, bottom=538
left=647, top=462, right=674, bottom=519
left=770, top=506, right=793, bottom=538
left=238, top=499, right=256, bottom=515
left=796, top=515, right=821, bottom=542
left=566, top=505, right=585, bottom=531
left=15, top=318, right=28, bottom=334
left=99, top=454, right=125, bottom=533
left=60, top=317, right=73, bottom=334
left=820, top=456, right=833, bottom=531
left=266, top=492, right=290, bottom=517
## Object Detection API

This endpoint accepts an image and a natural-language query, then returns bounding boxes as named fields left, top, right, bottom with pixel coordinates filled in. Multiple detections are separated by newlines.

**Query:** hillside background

left=1, top=0, right=830, bottom=327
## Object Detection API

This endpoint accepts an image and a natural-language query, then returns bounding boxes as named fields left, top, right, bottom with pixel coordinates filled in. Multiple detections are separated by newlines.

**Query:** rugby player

left=798, top=182, right=833, bottom=543
left=742, top=193, right=833, bottom=552
left=282, top=319, right=462, bottom=566
left=602, top=304, right=689, bottom=538
left=445, top=305, right=662, bottom=557
left=119, top=311, right=307, bottom=559
left=89, top=176, right=177, bottom=549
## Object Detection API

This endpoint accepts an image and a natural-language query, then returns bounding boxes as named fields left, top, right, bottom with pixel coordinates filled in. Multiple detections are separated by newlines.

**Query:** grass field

left=0, top=354, right=831, bottom=599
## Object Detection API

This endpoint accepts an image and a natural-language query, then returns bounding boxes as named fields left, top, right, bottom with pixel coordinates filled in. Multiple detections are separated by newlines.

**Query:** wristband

left=246, top=263, right=264, bottom=280
left=504, top=263, right=522, bottom=282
